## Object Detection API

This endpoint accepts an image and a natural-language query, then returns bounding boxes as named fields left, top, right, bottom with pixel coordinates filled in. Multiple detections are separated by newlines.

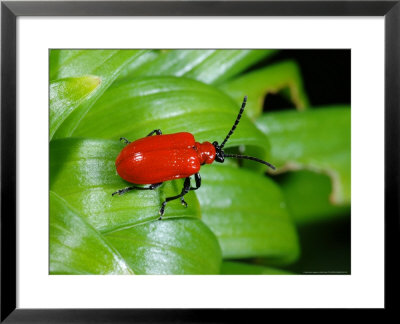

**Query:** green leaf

left=49, top=50, right=78, bottom=81
left=50, top=191, right=134, bottom=275
left=196, top=164, right=299, bottom=263
left=219, top=61, right=310, bottom=120
left=50, top=50, right=143, bottom=80
left=129, top=50, right=215, bottom=78
left=278, top=171, right=350, bottom=224
left=50, top=138, right=201, bottom=233
left=221, top=261, right=292, bottom=275
left=73, top=76, right=271, bottom=158
left=115, top=50, right=160, bottom=82
left=50, top=76, right=101, bottom=139
left=132, top=49, right=277, bottom=85
left=256, top=107, right=351, bottom=205
left=104, top=218, right=222, bottom=274
left=50, top=50, right=146, bottom=139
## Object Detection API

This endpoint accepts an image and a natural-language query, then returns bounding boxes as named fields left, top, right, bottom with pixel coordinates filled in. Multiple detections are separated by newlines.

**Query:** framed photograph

left=1, top=0, right=398, bottom=321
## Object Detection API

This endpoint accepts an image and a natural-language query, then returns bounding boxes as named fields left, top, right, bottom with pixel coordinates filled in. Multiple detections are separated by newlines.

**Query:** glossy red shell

left=115, top=132, right=216, bottom=184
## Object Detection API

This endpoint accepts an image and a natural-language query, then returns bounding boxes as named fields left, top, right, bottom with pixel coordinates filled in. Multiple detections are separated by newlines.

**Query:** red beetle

left=113, top=96, right=275, bottom=219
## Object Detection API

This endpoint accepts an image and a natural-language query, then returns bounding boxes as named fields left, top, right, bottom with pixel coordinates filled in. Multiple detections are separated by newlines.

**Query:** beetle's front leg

left=179, top=173, right=201, bottom=208
left=180, top=197, right=188, bottom=207
left=159, top=177, right=191, bottom=220
left=179, top=173, right=201, bottom=207
left=190, top=173, right=201, bottom=191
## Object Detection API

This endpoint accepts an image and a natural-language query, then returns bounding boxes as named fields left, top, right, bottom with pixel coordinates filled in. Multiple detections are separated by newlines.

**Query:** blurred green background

left=49, top=49, right=350, bottom=275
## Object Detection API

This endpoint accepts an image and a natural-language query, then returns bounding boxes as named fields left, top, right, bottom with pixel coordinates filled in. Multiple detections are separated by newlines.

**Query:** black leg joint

left=158, top=177, right=191, bottom=217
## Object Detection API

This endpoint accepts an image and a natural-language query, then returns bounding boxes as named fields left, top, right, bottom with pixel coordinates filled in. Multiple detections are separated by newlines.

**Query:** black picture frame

left=1, top=0, right=398, bottom=321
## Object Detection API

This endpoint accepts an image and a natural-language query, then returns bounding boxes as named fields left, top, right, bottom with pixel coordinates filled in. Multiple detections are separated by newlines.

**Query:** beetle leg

left=112, top=182, right=163, bottom=196
left=120, top=137, right=131, bottom=145
left=147, top=129, right=162, bottom=136
left=189, top=173, right=201, bottom=191
left=180, top=197, right=188, bottom=207
left=176, top=174, right=200, bottom=208
left=159, top=177, right=191, bottom=219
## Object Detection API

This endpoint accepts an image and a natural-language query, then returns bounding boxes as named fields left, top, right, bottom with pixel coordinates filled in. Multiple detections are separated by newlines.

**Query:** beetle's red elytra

left=113, top=96, right=275, bottom=219
left=115, top=133, right=215, bottom=184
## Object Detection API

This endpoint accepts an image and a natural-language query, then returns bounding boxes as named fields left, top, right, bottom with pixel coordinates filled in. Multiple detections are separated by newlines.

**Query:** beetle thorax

left=194, top=141, right=216, bottom=165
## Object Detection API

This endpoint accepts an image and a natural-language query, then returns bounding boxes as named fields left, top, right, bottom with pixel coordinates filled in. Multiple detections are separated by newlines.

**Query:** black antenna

left=220, top=96, right=247, bottom=149
left=212, top=95, right=276, bottom=170
left=224, top=154, right=276, bottom=170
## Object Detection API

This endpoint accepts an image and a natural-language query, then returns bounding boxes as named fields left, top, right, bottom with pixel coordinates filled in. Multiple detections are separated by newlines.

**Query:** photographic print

left=49, top=49, right=351, bottom=275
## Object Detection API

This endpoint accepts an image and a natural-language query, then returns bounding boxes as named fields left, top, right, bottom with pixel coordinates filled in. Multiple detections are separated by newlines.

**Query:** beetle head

left=212, top=141, right=225, bottom=163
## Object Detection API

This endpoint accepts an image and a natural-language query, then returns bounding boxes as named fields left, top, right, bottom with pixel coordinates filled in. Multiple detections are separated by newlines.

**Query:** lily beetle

left=113, top=96, right=275, bottom=219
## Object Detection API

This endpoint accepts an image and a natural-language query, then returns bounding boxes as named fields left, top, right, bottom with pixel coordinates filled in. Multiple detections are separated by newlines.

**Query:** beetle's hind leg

left=159, top=177, right=191, bottom=220
left=112, top=182, right=163, bottom=196
left=120, top=129, right=162, bottom=145
left=147, top=129, right=162, bottom=136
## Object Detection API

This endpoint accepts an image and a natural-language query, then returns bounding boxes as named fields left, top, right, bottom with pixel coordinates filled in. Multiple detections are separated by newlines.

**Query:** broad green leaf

left=50, top=191, right=134, bottom=275
left=256, top=107, right=351, bottom=205
left=219, top=61, right=310, bottom=120
left=50, top=76, right=101, bottom=139
left=50, top=50, right=143, bottom=80
left=116, top=50, right=161, bottom=82
left=132, top=49, right=277, bottom=85
left=50, top=138, right=201, bottom=233
left=50, top=50, right=79, bottom=81
left=73, top=76, right=271, bottom=159
left=130, top=50, right=215, bottom=78
left=221, top=261, right=292, bottom=275
left=196, top=164, right=299, bottom=263
left=278, top=171, right=350, bottom=224
left=104, top=218, right=222, bottom=274
left=50, top=50, right=146, bottom=139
